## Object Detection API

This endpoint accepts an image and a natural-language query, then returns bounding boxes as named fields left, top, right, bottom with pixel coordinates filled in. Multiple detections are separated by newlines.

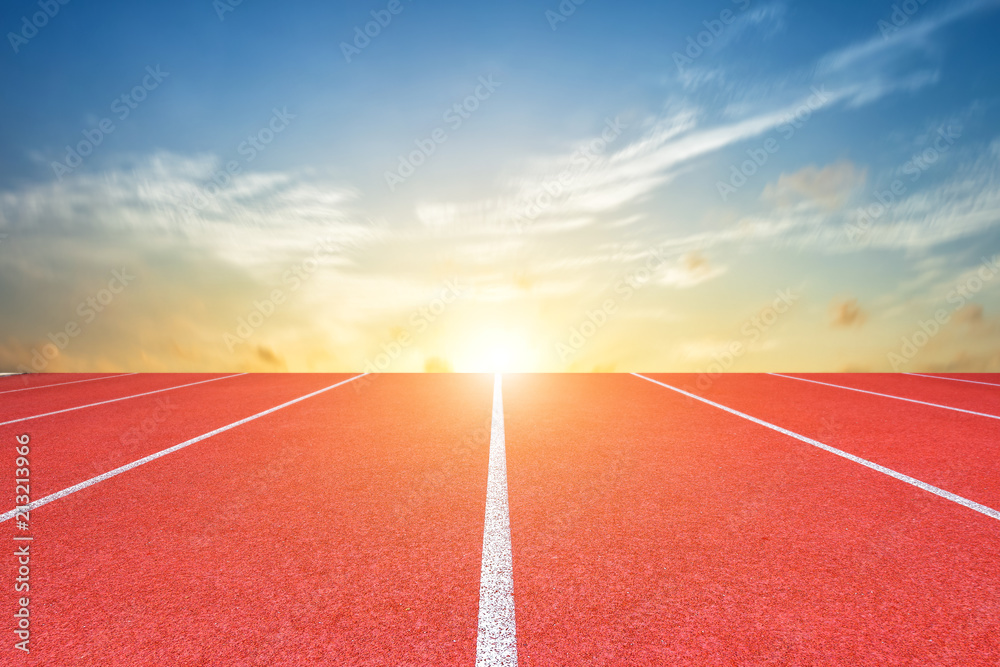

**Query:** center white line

left=632, top=373, right=1000, bottom=522
left=0, top=374, right=246, bottom=426
left=476, top=374, right=518, bottom=667
left=768, top=373, right=1000, bottom=420
left=0, top=374, right=367, bottom=523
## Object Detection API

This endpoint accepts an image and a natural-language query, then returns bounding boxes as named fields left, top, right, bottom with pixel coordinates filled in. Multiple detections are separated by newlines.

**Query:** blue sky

left=2, top=0, right=1000, bottom=372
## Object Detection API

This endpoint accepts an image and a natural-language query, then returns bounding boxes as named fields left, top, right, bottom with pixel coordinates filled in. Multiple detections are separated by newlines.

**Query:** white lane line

left=476, top=374, right=518, bottom=667
left=633, top=373, right=1000, bottom=522
left=768, top=373, right=1000, bottom=421
left=904, top=373, right=1000, bottom=388
left=0, top=374, right=246, bottom=426
left=0, top=374, right=367, bottom=523
left=0, top=373, right=138, bottom=395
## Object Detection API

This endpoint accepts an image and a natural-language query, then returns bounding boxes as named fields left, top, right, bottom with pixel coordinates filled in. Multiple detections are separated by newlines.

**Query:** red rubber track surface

left=4, top=374, right=493, bottom=666
left=3, top=373, right=999, bottom=665
left=653, top=373, right=1000, bottom=510
left=783, top=372, right=1000, bottom=415
left=0, top=374, right=354, bottom=509
left=503, top=374, right=1000, bottom=666
left=0, top=373, right=240, bottom=423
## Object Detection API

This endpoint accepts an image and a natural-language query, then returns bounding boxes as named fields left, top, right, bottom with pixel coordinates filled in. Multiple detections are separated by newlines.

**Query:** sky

left=1, top=0, right=1000, bottom=373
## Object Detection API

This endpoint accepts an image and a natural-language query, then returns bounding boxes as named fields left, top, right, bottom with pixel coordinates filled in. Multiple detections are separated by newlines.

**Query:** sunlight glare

left=451, top=328, right=536, bottom=373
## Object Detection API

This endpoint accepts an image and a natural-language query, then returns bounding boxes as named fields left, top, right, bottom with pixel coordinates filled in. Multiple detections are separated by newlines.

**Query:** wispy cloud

left=818, top=0, right=1000, bottom=76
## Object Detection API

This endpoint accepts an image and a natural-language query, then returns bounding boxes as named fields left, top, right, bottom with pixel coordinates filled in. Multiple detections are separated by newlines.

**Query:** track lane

left=636, top=373, right=999, bottom=521
left=0, top=373, right=239, bottom=422
left=0, top=373, right=136, bottom=394
left=772, top=373, right=1000, bottom=418
left=9, top=374, right=494, bottom=666
left=905, top=373, right=1000, bottom=388
left=503, top=374, right=1000, bottom=666
left=923, top=373, right=1000, bottom=384
left=0, top=372, right=119, bottom=390
left=0, top=374, right=355, bottom=509
left=653, top=373, right=1000, bottom=510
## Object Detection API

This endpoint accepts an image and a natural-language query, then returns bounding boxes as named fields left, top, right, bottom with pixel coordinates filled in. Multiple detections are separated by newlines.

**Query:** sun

left=486, top=342, right=515, bottom=374
left=451, top=329, right=537, bottom=373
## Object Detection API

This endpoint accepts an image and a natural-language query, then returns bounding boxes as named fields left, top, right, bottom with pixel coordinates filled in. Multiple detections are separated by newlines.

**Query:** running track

left=1, top=372, right=998, bottom=665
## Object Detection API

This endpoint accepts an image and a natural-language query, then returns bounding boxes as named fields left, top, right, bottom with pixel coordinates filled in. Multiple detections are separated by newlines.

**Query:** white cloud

left=818, top=0, right=1000, bottom=76
left=0, top=153, right=378, bottom=268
